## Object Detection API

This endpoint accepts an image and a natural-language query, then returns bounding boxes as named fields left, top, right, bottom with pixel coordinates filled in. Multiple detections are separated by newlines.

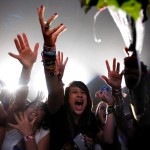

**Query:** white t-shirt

left=1, top=128, right=50, bottom=150
left=1, top=129, right=23, bottom=150
left=35, top=128, right=50, bottom=143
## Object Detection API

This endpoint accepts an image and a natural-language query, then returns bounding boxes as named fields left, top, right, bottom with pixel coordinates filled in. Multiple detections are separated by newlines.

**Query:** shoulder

left=35, top=128, right=50, bottom=144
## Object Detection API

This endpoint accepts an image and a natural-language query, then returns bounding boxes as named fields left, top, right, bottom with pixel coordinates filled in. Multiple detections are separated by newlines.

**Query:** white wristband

left=24, top=133, right=34, bottom=141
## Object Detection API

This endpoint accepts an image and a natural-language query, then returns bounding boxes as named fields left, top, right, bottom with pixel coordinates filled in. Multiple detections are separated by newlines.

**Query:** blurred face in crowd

left=26, top=101, right=46, bottom=124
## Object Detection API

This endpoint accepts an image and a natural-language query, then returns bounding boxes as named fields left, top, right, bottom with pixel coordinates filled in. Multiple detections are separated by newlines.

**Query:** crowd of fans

left=0, top=5, right=150, bottom=150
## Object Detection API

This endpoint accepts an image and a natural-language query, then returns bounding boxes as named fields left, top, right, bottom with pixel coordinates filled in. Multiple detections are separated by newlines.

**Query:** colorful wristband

left=43, top=45, right=56, bottom=51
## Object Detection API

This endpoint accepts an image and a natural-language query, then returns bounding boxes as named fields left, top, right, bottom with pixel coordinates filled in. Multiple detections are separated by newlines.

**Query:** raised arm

left=37, top=5, right=67, bottom=114
left=95, top=87, right=115, bottom=144
left=8, top=33, right=39, bottom=112
left=101, top=58, right=129, bottom=135
left=56, top=51, right=68, bottom=81
left=101, top=58, right=124, bottom=109
left=101, top=58, right=122, bottom=89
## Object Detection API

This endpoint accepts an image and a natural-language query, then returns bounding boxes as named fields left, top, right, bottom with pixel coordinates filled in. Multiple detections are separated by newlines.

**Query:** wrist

left=112, top=88, right=122, bottom=95
left=44, top=41, right=56, bottom=47
left=112, top=86, right=121, bottom=90
left=43, top=44, right=56, bottom=51
left=24, top=132, right=35, bottom=142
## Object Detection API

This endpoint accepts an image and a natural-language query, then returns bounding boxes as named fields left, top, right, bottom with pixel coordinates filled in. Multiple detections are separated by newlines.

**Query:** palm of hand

left=107, top=71, right=122, bottom=88
left=56, top=51, right=68, bottom=79
left=19, top=48, right=37, bottom=68
left=18, top=118, right=33, bottom=136
left=102, top=58, right=122, bottom=89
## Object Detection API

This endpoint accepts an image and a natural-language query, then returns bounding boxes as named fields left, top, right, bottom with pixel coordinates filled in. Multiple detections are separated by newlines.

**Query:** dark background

left=0, top=0, right=150, bottom=109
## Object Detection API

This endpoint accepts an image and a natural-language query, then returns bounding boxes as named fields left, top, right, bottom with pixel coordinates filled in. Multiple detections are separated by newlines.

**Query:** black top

left=49, top=106, right=100, bottom=150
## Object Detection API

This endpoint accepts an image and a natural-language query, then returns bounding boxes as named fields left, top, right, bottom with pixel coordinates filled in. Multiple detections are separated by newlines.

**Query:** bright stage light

left=0, top=59, right=21, bottom=92
left=31, top=58, right=91, bottom=98
left=31, top=68, right=48, bottom=100
left=63, top=58, right=91, bottom=87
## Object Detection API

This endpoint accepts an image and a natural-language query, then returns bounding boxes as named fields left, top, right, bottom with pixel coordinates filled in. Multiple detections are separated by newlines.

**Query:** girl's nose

left=77, top=92, right=83, bottom=97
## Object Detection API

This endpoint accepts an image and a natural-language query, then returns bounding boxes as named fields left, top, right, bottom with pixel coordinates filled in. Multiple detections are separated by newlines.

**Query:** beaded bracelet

left=112, top=88, right=122, bottom=95
left=42, top=51, right=56, bottom=57
left=41, top=45, right=57, bottom=75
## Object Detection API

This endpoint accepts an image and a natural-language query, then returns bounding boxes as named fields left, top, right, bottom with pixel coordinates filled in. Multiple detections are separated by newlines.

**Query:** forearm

left=19, top=65, right=33, bottom=85
left=46, top=74, right=64, bottom=114
left=12, top=85, right=29, bottom=111
left=25, top=138, right=38, bottom=150
left=10, top=65, right=33, bottom=112
left=112, top=88, right=124, bottom=118
left=112, top=88, right=128, bottom=131
left=42, top=45, right=64, bottom=113
left=0, top=127, right=5, bottom=149
left=101, top=112, right=115, bottom=144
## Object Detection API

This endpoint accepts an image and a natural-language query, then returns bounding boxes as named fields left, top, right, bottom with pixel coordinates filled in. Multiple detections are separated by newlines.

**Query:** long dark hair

left=64, top=81, right=93, bottom=136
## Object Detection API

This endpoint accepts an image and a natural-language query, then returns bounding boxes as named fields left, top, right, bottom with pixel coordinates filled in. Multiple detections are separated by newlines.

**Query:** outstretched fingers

left=37, top=5, right=45, bottom=29
left=17, top=34, right=25, bottom=50
left=14, top=37, right=21, bottom=53
left=14, top=33, right=28, bottom=53
left=113, top=58, right=120, bottom=73
left=37, top=5, right=58, bottom=32
left=22, top=33, right=30, bottom=48
left=113, top=58, right=116, bottom=71
left=33, top=43, right=39, bottom=59
left=14, top=113, right=21, bottom=124
left=106, top=60, right=111, bottom=73
left=50, top=24, right=66, bottom=39
left=8, top=122, right=18, bottom=129
left=46, top=13, right=58, bottom=27
left=8, top=52, right=19, bottom=60
left=63, top=56, right=68, bottom=67
left=116, top=62, right=120, bottom=73
left=31, top=116, right=38, bottom=126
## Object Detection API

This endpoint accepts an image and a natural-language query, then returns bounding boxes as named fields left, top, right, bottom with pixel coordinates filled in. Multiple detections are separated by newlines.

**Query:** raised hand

left=95, top=88, right=113, bottom=106
left=8, top=33, right=39, bottom=68
left=56, top=51, right=68, bottom=80
left=9, top=112, right=37, bottom=136
left=37, top=5, right=66, bottom=47
left=34, top=91, right=45, bottom=102
left=101, top=58, right=122, bottom=89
